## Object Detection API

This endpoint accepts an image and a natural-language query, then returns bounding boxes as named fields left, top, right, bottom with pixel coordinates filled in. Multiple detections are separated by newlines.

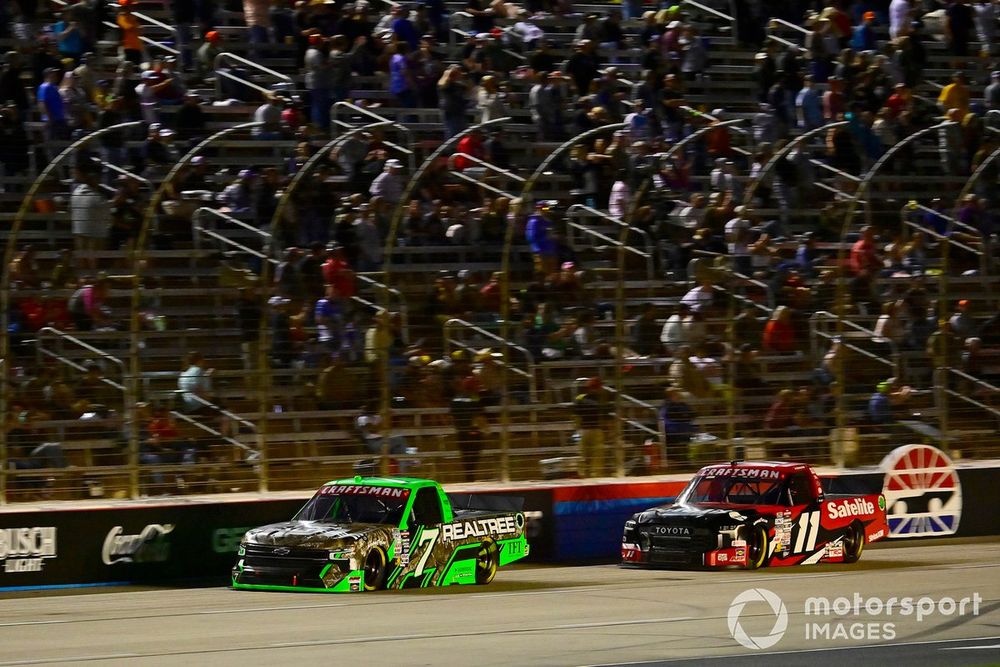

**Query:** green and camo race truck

left=232, top=476, right=529, bottom=592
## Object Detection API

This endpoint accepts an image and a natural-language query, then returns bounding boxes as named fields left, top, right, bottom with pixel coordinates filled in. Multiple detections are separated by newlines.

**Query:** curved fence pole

left=741, top=120, right=849, bottom=210
left=504, top=123, right=626, bottom=479
left=833, top=120, right=958, bottom=443
left=378, top=116, right=511, bottom=477
left=952, top=142, right=1000, bottom=280
left=130, top=122, right=264, bottom=497
left=0, top=120, right=144, bottom=504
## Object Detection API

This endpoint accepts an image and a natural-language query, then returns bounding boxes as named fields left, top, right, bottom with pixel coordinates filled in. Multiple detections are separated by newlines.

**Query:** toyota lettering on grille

left=653, top=527, right=691, bottom=536
left=273, top=547, right=291, bottom=555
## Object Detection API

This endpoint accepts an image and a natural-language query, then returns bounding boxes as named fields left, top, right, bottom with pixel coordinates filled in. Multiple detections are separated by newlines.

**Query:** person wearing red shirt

left=762, top=305, right=797, bottom=353
left=453, top=128, right=484, bottom=171
left=321, top=244, right=356, bottom=299
left=885, top=83, right=910, bottom=118
left=849, top=225, right=881, bottom=274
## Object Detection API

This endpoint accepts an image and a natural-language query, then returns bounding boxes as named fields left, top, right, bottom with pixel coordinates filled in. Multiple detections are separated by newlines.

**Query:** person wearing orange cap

left=196, top=31, right=222, bottom=81
left=116, top=0, right=143, bottom=65
left=574, top=376, right=610, bottom=477
left=850, top=10, right=877, bottom=51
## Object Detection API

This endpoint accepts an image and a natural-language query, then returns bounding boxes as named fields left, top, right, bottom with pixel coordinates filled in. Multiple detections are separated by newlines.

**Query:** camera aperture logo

left=727, top=588, right=788, bottom=650
left=728, top=589, right=982, bottom=649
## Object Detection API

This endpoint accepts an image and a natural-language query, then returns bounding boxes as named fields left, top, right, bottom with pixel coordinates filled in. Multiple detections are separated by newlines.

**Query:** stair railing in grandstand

left=51, top=0, right=181, bottom=58
left=0, top=120, right=145, bottom=503
left=384, top=116, right=511, bottom=477
left=133, top=121, right=266, bottom=496
left=567, top=204, right=656, bottom=280
left=742, top=121, right=849, bottom=212
left=937, top=368, right=1000, bottom=458
left=514, top=122, right=628, bottom=477
left=834, top=120, right=959, bottom=438
left=765, top=17, right=810, bottom=53
left=564, top=212, right=655, bottom=281
left=681, top=0, right=737, bottom=38
left=572, top=376, right=666, bottom=469
left=192, top=206, right=274, bottom=258
left=447, top=152, right=526, bottom=195
left=213, top=52, right=293, bottom=102
left=330, top=103, right=416, bottom=172
left=442, top=319, right=538, bottom=404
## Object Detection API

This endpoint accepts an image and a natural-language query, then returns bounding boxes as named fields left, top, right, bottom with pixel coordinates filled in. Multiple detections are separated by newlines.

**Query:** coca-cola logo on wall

left=102, top=524, right=175, bottom=565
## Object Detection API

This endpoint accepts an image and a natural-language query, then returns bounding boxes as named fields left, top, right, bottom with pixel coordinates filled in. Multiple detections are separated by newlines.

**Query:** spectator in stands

left=369, top=158, right=404, bottom=206
left=850, top=226, right=882, bottom=275
left=353, top=205, right=383, bottom=272
left=660, top=386, right=695, bottom=464
left=70, top=163, right=108, bottom=269
left=949, top=299, right=977, bottom=339
left=356, top=405, right=409, bottom=461
left=762, top=305, right=798, bottom=354
left=37, top=67, right=68, bottom=141
left=174, top=92, right=206, bottom=145
left=889, top=0, right=912, bottom=40
left=763, top=388, right=797, bottom=436
left=108, top=176, right=143, bottom=252
left=143, top=123, right=179, bottom=173
left=986, top=71, right=1000, bottom=111
left=927, top=320, right=964, bottom=369
left=525, top=201, right=558, bottom=276
left=116, top=0, right=142, bottom=65
left=867, top=377, right=912, bottom=425
left=476, top=74, right=507, bottom=124
left=196, top=30, right=222, bottom=83
left=945, top=0, right=974, bottom=58
left=253, top=93, right=285, bottom=140
left=438, top=65, right=471, bottom=139
left=6, top=410, right=68, bottom=475
left=938, top=72, right=971, bottom=119
left=451, top=375, right=486, bottom=482
left=852, top=11, right=878, bottom=52
left=243, top=0, right=271, bottom=58
left=796, top=75, right=824, bottom=130
left=178, top=351, right=215, bottom=414
left=630, top=303, right=660, bottom=357
left=680, top=279, right=715, bottom=313
left=574, top=376, right=608, bottom=477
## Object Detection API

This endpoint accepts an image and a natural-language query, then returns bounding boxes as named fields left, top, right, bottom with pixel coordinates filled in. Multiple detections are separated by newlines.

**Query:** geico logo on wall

left=102, top=524, right=175, bottom=565
left=881, top=445, right=962, bottom=538
left=0, top=527, right=57, bottom=574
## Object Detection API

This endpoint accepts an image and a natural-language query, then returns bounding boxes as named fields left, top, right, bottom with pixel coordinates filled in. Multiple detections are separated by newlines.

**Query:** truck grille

left=638, top=527, right=716, bottom=564
left=243, top=544, right=331, bottom=571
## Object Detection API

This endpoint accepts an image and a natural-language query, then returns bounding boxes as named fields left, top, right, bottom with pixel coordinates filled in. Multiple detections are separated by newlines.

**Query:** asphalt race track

left=0, top=538, right=997, bottom=666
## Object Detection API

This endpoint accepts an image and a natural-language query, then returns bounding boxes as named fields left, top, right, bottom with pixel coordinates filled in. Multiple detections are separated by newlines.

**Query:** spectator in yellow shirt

left=937, top=71, right=970, bottom=119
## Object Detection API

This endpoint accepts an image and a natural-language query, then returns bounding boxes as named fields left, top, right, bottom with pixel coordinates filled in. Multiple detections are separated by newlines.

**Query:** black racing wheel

left=474, top=540, right=499, bottom=585
left=746, top=524, right=769, bottom=570
left=842, top=521, right=865, bottom=564
left=363, top=547, right=388, bottom=591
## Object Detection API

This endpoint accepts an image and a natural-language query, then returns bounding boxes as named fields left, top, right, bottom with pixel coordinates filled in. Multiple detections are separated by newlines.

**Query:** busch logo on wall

left=102, top=524, right=175, bottom=565
left=881, top=445, right=962, bottom=538
left=0, top=527, right=57, bottom=573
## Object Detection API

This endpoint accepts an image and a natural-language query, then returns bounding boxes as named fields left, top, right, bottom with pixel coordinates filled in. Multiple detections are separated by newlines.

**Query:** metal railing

left=330, top=102, right=416, bottom=171
left=443, top=318, right=538, bottom=402
left=214, top=52, right=293, bottom=101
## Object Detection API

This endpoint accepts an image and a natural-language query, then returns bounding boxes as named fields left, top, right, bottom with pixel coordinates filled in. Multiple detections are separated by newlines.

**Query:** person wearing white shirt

left=608, top=175, right=630, bottom=219
left=681, top=280, right=715, bottom=311
left=889, top=0, right=911, bottom=39
left=660, top=303, right=690, bottom=353
left=369, top=158, right=404, bottom=205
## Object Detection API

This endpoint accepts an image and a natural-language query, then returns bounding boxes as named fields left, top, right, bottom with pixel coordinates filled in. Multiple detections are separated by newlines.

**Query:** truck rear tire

left=474, top=540, right=499, bottom=585
left=842, top=522, right=864, bottom=564
left=746, top=524, right=769, bottom=570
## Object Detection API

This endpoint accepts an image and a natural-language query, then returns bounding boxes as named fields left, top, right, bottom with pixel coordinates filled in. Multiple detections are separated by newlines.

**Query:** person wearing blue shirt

left=53, top=16, right=85, bottom=61
left=36, top=68, right=68, bottom=139
left=392, top=8, right=420, bottom=50
left=388, top=42, right=416, bottom=108
left=867, top=383, right=893, bottom=424
left=796, top=75, right=824, bottom=130
left=851, top=12, right=877, bottom=52
left=525, top=202, right=557, bottom=275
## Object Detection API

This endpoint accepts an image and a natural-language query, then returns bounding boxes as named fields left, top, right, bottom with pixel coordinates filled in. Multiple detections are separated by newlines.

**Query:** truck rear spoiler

left=447, top=493, right=524, bottom=513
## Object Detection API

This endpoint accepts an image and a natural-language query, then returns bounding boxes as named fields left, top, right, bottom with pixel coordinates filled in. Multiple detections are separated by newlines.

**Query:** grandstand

left=0, top=0, right=997, bottom=502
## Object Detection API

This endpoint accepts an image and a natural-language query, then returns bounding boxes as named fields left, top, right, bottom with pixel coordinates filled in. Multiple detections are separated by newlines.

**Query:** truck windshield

left=680, top=475, right=784, bottom=506
left=294, top=485, right=411, bottom=525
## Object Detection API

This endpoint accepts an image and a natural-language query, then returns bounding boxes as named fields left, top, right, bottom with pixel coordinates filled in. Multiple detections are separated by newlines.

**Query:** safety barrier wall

left=0, top=446, right=992, bottom=588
